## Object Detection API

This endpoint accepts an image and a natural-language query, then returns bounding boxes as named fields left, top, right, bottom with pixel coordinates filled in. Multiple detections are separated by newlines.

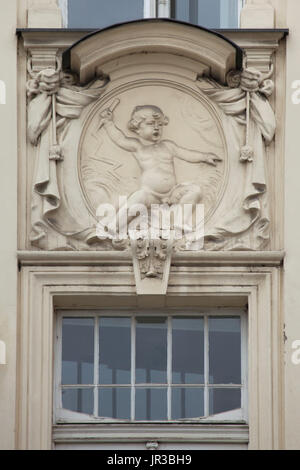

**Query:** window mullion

left=241, top=312, right=248, bottom=421
left=167, top=316, right=172, bottom=421
left=55, top=313, right=63, bottom=421
left=94, top=315, right=99, bottom=417
left=131, top=316, right=136, bottom=421
left=144, top=0, right=157, bottom=18
left=204, top=315, right=209, bottom=417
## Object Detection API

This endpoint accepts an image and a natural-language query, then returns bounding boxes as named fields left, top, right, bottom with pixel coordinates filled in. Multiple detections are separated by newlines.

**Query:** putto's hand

left=205, top=153, right=222, bottom=166
left=100, top=108, right=113, bottom=121
left=98, top=108, right=114, bottom=130
left=98, top=100, right=120, bottom=129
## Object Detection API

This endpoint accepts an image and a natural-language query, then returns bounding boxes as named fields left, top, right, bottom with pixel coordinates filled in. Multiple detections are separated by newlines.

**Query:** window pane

left=174, top=0, right=240, bottom=28
left=136, top=317, right=167, bottom=383
left=62, top=318, right=94, bottom=385
left=135, top=388, right=168, bottom=421
left=99, top=317, right=131, bottom=385
left=209, top=388, right=241, bottom=415
left=172, top=317, right=204, bottom=384
left=99, top=387, right=131, bottom=419
left=62, top=388, right=94, bottom=414
left=172, top=387, right=204, bottom=419
left=68, top=0, right=144, bottom=29
left=209, top=317, right=241, bottom=384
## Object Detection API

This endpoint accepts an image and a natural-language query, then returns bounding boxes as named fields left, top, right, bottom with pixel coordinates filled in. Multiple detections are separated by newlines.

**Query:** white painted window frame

left=238, top=0, right=245, bottom=27
left=54, top=308, right=248, bottom=424
left=58, top=0, right=68, bottom=28
left=144, top=0, right=157, bottom=18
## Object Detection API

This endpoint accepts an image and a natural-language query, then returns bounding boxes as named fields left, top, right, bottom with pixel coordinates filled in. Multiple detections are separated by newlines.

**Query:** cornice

left=17, top=250, right=285, bottom=267
left=18, top=27, right=288, bottom=73
left=17, top=28, right=288, bottom=50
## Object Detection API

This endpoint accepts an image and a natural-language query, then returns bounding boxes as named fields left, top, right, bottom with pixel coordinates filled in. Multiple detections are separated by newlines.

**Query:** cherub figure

left=99, top=103, right=222, bottom=236
left=100, top=104, right=221, bottom=201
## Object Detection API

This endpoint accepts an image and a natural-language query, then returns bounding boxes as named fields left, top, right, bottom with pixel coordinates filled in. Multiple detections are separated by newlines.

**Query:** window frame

left=54, top=308, right=248, bottom=425
left=17, top=262, right=283, bottom=449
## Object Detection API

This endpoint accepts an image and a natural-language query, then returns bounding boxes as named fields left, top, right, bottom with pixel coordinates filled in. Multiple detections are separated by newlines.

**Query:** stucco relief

left=26, top=56, right=275, bottom=253
left=79, top=84, right=226, bottom=247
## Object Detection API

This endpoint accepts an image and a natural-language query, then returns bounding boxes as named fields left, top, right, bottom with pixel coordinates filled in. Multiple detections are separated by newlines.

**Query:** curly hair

left=128, top=105, right=169, bottom=132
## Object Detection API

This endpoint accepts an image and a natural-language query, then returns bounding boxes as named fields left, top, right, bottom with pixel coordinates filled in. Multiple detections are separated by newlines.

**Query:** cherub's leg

left=177, top=185, right=202, bottom=205
left=172, top=184, right=203, bottom=237
left=116, top=189, right=158, bottom=237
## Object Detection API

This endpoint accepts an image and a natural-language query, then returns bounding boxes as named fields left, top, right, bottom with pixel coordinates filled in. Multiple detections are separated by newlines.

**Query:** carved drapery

left=27, top=65, right=109, bottom=249
left=198, top=67, right=276, bottom=250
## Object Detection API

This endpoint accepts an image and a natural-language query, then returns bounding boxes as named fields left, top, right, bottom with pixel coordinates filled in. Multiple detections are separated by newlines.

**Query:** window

left=55, top=310, right=247, bottom=423
left=174, top=0, right=244, bottom=29
left=58, top=0, right=244, bottom=29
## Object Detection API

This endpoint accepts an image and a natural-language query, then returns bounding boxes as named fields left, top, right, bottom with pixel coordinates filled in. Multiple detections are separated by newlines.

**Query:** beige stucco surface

left=0, top=0, right=17, bottom=450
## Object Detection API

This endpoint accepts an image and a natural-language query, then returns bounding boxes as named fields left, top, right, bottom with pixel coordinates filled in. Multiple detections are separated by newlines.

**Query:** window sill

left=53, top=422, right=249, bottom=445
left=55, top=408, right=246, bottom=425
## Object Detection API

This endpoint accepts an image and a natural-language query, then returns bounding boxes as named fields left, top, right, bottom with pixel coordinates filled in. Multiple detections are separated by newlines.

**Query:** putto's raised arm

left=104, top=121, right=140, bottom=152
left=166, top=141, right=222, bottom=166
left=99, top=108, right=140, bottom=152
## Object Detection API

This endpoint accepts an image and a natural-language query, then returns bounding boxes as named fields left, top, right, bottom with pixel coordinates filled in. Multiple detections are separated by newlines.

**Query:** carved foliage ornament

left=26, top=55, right=275, bottom=257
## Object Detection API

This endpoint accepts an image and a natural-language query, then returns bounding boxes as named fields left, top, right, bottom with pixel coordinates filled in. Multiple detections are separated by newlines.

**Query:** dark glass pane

left=209, top=388, right=241, bottom=415
left=99, top=387, right=131, bottom=419
left=135, top=388, right=167, bottom=421
left=174, top=0, right=240, bottom=28
left=172, top=387, right=204, bottom=420
left=209, top=317, right=241, bottom=384
left=136, top=317, right=167, bottom=384
left=62, top=318, right=94, bottom=385
left=99, top=317, right=131, bottom=385
left=172, top=317, right=204, bottom=384
left=62, top=388, right=94, bottom=415
left=68, top=0, right=144, bottom=29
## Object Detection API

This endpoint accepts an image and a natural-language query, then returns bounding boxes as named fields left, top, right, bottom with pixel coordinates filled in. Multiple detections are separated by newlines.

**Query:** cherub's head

left=128, top=105, right=169, bottom=143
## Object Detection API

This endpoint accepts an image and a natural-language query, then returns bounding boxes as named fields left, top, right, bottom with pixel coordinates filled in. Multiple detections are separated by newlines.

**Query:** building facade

left=0, top=0, right=300, bottom=450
